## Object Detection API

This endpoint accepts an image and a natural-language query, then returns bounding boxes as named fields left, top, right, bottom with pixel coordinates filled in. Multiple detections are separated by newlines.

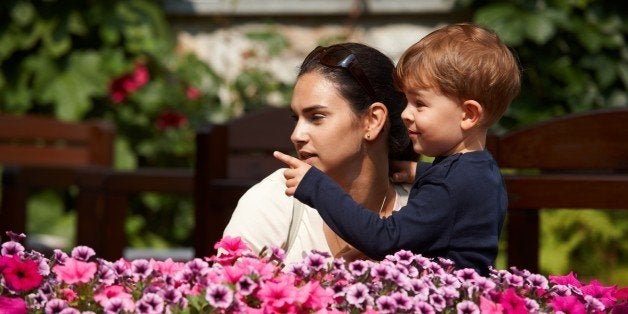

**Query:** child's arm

left=273, top=151, right=455, bottom=260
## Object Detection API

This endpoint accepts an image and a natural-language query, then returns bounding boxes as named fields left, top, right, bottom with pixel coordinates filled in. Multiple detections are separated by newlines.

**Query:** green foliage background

left=0, top=0, right=626, bottom=285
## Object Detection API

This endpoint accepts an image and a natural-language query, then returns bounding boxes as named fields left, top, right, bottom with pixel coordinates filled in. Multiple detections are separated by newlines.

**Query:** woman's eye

left=310, top=113, right=325, bottom=121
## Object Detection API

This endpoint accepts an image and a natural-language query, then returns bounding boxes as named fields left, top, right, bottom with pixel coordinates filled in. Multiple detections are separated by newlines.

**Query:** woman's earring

left=366, top=133, right=371, bottom=140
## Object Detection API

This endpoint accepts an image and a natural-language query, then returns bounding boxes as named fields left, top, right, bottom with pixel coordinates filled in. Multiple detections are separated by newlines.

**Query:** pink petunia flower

left=257, top=276, right=299, bottom=313
left=297, top=280, right=334, bottom=310
left=552, top=295, right=586, bottom=314
left=580, top=280, right=617, bottom=307
left=0, top=296, right=27, bottom=314
left=1, top=255, right=43, bottom=292
left=549, top=271, right=583, bottom=288
left=53, top=257, right=97, bottom=284
left=499, top=288, right=528, bottom=314
left=479, top=295, right=503, bottom=314
left=95, top=285, right=134, bottom=311
left=150, top=258, right=184, bottom=277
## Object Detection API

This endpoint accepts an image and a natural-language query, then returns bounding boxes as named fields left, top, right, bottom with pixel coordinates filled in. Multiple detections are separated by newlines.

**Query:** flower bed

left=1, top=232, right=626, bottom=313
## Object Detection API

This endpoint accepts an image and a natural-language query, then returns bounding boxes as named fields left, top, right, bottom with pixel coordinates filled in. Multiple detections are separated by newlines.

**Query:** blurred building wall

left=165, top=0, right=469, bottom=87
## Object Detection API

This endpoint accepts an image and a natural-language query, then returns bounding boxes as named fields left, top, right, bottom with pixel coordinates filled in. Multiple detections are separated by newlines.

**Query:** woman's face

left=290, top=72, right=367, bottom=180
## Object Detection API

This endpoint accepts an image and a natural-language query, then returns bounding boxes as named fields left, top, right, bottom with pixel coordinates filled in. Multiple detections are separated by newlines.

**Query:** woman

left=223, top=43, right=417, bottom=264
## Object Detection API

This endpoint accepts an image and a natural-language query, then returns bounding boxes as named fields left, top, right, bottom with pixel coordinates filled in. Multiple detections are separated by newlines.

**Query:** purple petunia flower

left=507, top=274, right=525, bottom=287
left=1, top=241, right=24, bottom=256
left=6, top=231, right=26, bottom=242
left=304, top=252, right=327, bottom=271
left=391, top=250, right=415, bottom=265
left=52, top=249, right=69, bottom=264
left=375, top=295, right=397, bottom=313
left=455, top=268, right=480, bottom=282
left=456, top=300, right=480, bottom=314
left=584, top=295, right=605, bottom=312
left=70, top=246, right=96, bottom=261
left=236, top=276, right=257, bottom=296
left=345, top=282, right=371, bottom=308
left=348, top=260, right=370, bottom=277
left=527, top=273, right=549, bottom=290
left=390, top=291, right=413, bottom=311
left=429, top=293, right=447, bottom=312
left=131, top=259, right=153, bottom=279
left=161, top=287, right=182, bottom=304
left=370, top=263, right=390, bottom=279
left=59, top=307, right=80, bottom=314
left=525, top=297, right=540, bottom=312
left=269, top=245, right=286, bottom=262
left=45, top=298, right=68, bottom=313
left=414, top=300, right=436, bottom=314
left=135, top=293, right=164, bottom=314
left=205, top=283, right=234, bottom=309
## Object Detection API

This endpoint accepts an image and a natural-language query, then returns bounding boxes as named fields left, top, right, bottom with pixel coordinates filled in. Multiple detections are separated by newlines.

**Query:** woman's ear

left=364, top=102, right=388, bottom=141
left=460, top=100, right=483, bottom=131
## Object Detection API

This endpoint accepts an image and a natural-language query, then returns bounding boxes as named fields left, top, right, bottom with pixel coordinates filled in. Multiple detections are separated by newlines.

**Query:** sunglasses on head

left=308, top=45, right=379, bottom=102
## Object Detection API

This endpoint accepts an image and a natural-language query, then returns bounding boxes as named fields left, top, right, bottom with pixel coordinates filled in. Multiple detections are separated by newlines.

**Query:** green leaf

left=40, top=52, right=108, bottom=120
left=114, top=137, right=138, bottom=170
left=524, top=13, right=556, bottom=45
left=10, top=1, right=36, bottom=27
left=42, top=19, right=72, bottom=57
left=66, top=10, right=88, bottom=36
left=474, top=3, right=526, bottom=45
left=0, top=27, right=19, bottom=61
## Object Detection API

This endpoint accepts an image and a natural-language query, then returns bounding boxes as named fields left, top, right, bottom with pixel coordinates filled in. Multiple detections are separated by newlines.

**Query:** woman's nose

left=290, top=122, right=308, bottom=145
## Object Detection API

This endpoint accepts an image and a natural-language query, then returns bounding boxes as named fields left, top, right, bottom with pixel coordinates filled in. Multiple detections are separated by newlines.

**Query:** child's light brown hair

left=394, top=23, right=521, bottom=127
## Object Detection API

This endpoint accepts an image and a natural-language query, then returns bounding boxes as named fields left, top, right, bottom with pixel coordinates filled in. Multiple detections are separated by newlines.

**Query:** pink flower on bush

left=94, top=285, right=134, bottom=311
left=0, top=296, right=26, bottom=314
left=212, top=236, right=252, bottom=265
left=1, top=255, right=42, bottom=292
left=150, top=258, right=184, bottom=277
left=549, top=271, right=583, bottom=288
left=479, top=295, right=503, bottom=314
left=298, top=280, right=334, bottom=310
left=580, top=279, right=617, bottom=307
left=552, top=295, right=586, bottom=314
left=186, top=86, right=201, bottom=100
left=257, top=276, right=299, bottom=312
left=108, top=62, right=150, bottom=103
left=53, top=257, right=97, bottom=284
left=499, top=288, right=528, bottom=314
left=155, top=110, right=188, bottom=131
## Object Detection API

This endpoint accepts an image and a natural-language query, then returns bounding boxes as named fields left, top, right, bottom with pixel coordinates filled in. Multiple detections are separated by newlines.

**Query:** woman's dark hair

left=299, top=42, right=418, bottom=161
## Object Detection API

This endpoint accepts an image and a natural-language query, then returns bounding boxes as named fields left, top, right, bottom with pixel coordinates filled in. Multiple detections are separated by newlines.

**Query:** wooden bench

left=486, top=108, right=628, bottom=273
left=0, top=114, right=115, bottom=238
left=75, top=106, right=294, bottom=260
left=194, top=106, right=295, bottom=257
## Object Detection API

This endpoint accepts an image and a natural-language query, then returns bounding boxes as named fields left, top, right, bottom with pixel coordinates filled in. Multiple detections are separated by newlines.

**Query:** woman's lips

left=299, top=152, right=317, bottom=164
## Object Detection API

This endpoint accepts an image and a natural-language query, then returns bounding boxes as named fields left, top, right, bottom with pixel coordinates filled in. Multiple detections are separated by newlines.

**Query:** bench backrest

left=0, top=114, right=115, bottom=167
left=485, top=107, right=628, bottom=272
left=194, top=106, right=295, bottom=256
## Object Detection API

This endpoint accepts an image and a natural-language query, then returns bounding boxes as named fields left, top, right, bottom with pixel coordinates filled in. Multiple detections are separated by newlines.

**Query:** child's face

left=401, top=87, right=466, bottom=157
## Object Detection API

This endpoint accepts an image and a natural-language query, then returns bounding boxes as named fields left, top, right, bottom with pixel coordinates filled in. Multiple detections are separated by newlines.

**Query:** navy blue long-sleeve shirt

left=294, top=150, right=507, bottom=275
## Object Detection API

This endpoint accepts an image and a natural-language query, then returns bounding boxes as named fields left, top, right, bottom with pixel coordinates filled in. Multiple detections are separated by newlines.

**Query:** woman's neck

left=337, top=150, right=392, bottom=215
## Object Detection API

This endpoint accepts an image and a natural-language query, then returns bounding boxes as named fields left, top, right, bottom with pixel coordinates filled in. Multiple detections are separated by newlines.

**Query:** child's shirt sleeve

left=294, top=166, right=456, bottom=260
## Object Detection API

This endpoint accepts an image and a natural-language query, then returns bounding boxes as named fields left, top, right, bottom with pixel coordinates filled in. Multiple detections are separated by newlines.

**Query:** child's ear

left=364, top=102, right=388, bottom=141
left=460, top=100, right=483, bottom=131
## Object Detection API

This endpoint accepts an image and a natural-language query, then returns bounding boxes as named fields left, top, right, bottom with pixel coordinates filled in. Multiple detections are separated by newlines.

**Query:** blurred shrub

left=0, top=0, right=291, bottom=247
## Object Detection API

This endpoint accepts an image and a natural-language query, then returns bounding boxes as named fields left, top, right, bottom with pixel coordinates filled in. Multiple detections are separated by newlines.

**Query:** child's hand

left=390, top=160, right=417, bottom=184
left=273, top=151, right=312, bottom=196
